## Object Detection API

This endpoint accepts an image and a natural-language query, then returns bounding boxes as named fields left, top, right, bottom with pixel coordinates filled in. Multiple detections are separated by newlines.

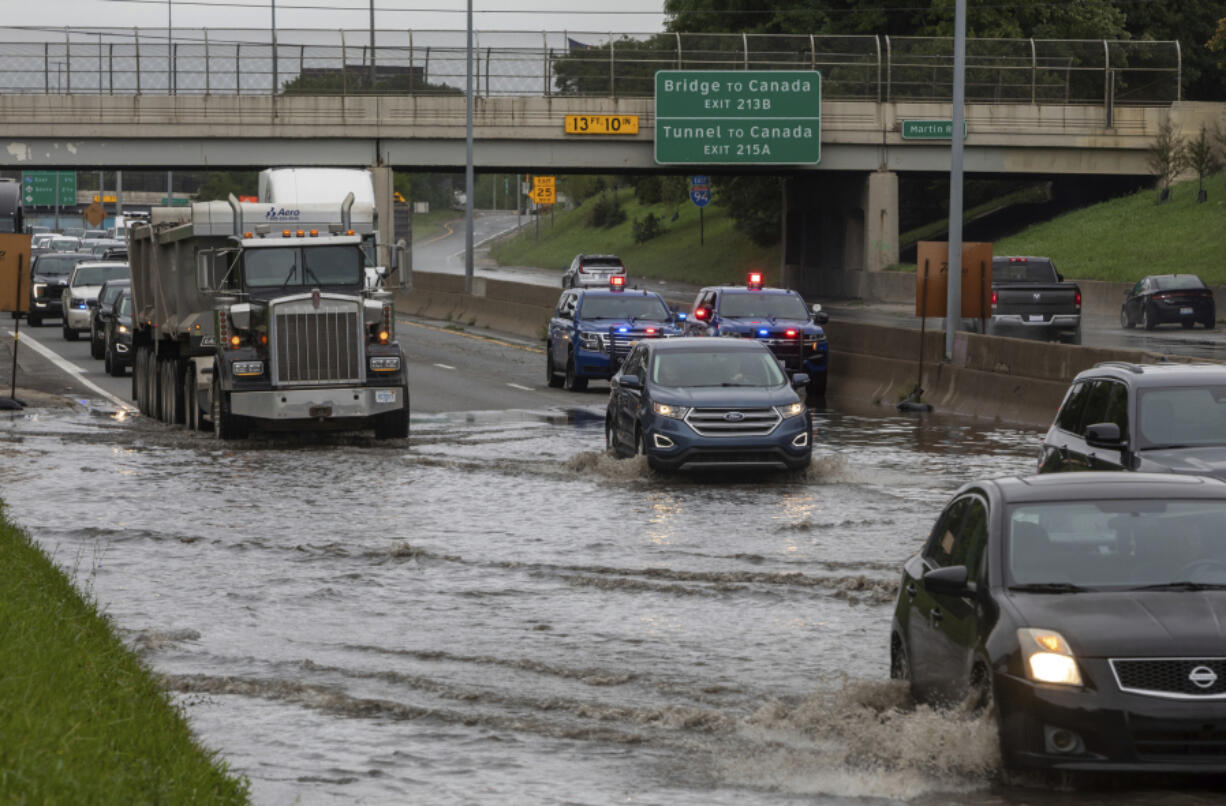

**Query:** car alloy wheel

left=546, top=344, right=564, bottom=388
left=1143, top=303, right=1157, bottom=330
left=1120, top=306, right=1133, bottom=329
left=564, top=352, right=587, bottom=392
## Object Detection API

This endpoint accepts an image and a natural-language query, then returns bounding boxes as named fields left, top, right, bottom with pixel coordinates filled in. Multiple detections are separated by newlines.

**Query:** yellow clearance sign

left=531, top=175, right=556, bottom=205
left=564, top=115, right=639, bottom=135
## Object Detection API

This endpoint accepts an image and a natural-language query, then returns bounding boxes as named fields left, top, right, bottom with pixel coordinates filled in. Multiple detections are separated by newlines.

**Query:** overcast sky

left=16, top=0, right=669, bottom=35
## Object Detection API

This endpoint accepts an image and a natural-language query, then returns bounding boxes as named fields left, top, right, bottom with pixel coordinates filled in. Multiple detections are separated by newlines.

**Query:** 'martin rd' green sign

left=654, top=70, right=821, bottom=165
left=900, top=119, right=968, bottom=140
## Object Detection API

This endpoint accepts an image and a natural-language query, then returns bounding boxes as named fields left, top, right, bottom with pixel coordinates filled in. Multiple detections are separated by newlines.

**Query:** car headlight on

left=776, top=402, right=806, bottom=418
left=579, top=332, right=606, bottom=352
left=232, top=360, right=264, bottom=377
left=116, top=324, right=129, bottom=334
left=33, top=283, right=46, bottom=296
left=652, top=401, right=689, bottom=419
left=369, top=356, right=401, bottom=372
left=1018, top=628, right=1082, bottom=686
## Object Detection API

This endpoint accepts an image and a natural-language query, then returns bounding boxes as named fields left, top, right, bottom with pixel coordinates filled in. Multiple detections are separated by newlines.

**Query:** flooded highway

left=3, top=391, right=1221, bottom=806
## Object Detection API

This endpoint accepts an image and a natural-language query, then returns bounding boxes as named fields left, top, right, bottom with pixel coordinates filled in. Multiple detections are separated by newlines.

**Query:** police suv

left=686, top=272, right=830, bottom=397
left=546, top=276, right=684, bottom=391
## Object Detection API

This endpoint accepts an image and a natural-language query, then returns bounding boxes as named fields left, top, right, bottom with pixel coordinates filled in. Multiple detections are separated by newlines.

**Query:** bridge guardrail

left=0, top=28, right=1180, bottom=106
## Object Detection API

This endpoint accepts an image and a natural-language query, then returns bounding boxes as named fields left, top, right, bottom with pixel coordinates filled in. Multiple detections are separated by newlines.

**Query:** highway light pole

left=463, top=0, right=474, bottom=294
left=944, top=0, right=967, bottom=361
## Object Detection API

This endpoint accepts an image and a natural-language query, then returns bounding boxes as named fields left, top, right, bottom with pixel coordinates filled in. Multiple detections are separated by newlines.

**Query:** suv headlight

left=652, top=401, right=689, bottom=419
left=1017, top=628, right=1082, bottom=686
left=232, top=360, right=264, bottom=377
left=776, top=402, right=806, bottom=418
left=369, top=356, right=401, bottom=372
left=579, top=332, right=607, bottom=352
left=33, top=283, right=46, bottom=297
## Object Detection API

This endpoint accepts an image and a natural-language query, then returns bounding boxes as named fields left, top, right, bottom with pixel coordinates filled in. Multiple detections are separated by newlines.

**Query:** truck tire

left=211, top=369, right=246, bottom=440
left=546, top=344, right=564, bottom=388
left=183, top=364, right=204, bottom=431
left=1142, top=304, right=1157, bottom=331
left=373, top=385, right=410, bottom=440
left=564, top=351, right=588, bottom=392
left=62, top=320, right=78, bottom=341
left=90, top=324, right=105, bottom=359
left=161, top=357, right=184, bottom=425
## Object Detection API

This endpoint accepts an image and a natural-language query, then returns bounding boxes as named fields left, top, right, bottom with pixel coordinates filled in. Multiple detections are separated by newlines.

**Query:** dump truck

left=127, top=193, right=411, bottom=439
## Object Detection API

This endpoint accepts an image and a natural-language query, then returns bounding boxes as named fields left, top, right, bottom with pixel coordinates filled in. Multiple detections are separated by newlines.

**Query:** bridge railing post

left=543, top=31, right=549, bottom=97
left=609, top=34, right=615, bottom=97
left=64, top=28, right=71, bottom=94
left=873, top=35, right=880, bottom=103
left=1029, top=38, right=1035, bottom=104
left=884, top=35, right=891, bottom=102
left=675, top=32, right=682, bottom=69
left=135, top=28, right=141, bottom=95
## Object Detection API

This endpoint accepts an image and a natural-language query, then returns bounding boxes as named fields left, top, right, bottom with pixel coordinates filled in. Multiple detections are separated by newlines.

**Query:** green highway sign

left=900, top=119, right=968, bottom=140
left=655, top=70, right=821, bottom=165
left=21, top=171, right=76, bottom=206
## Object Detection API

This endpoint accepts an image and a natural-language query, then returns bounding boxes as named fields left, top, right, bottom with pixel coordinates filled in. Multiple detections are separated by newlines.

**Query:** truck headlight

left=776, top=402, right=806, bottom=418
left=232, top=361, right=264, bottom=377
left=33, top=283, right=46, bottom=297
left=117, top=324, right=129, bottom=334
left=369, top=356, right=401, bottom=372
left=652, top=401, right=689, bottom=419
left=579, top=332, right=606, bottom=351
left=1018, top=628, right=1082, bottom=686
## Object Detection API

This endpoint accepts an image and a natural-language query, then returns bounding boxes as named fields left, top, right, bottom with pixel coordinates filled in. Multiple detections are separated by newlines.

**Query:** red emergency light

left=645, top=327, right=657, bottom=336
left=747, top=272, right=763, bottom=289
left=694, top=307, right=709, bottom=320
left=785, top=328, right=798, bottom=338
left=609, top=275, right=626, bottom=291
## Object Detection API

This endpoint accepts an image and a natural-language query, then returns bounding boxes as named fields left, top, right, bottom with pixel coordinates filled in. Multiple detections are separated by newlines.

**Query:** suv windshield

left=992, top=258, right=1057, bottom=283
left=72, top=264, right=128, bottom=286
left=1153, top=275, right=1206, bottom=291
left=244, top=245, right=362, bottom=288
left=1137, top=385, right=1226, bottom=449
left=33, top=254, right=84, bottom=276
left=720, top=292, right=809, bottom=319
left=651, top=349, right=786, bottom=388
left=579, top=295, right=669, bottom=320
left=1008, top=499, right=1226, bottom=588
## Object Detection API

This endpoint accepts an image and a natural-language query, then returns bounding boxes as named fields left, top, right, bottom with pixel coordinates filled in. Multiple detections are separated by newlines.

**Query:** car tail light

left=1074, top=291, right=1082, bottom=309
left=577, top=265, right=587, bottom=274
left=610, top=275, right=625, bottom=290
left=991, top=290, right=998, bottom=307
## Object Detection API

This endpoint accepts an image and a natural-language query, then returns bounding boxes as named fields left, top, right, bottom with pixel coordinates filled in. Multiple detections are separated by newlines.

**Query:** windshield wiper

left=1131, top=581, right=1226, bottom=591
left=279, top=265, right=299, bottom=289
left=1008, top=582, right=1090, bottom=593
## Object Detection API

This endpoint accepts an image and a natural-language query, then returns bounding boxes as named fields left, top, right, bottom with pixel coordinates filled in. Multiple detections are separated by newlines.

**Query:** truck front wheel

left=211, top=369, right=247, bottom=440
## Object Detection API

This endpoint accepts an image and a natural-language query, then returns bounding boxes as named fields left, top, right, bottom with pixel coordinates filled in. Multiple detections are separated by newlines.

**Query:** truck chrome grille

left=685, top=407, right=781, bottom=437
left=272, top=298, right=363, bottom=385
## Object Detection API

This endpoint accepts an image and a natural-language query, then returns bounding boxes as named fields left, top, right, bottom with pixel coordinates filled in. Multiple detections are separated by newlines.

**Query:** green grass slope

left=491, top=189, right=783, bottom=286
left=0, top=502, right=250, bottom=805
left=995, top=174, right=1226, bottom=284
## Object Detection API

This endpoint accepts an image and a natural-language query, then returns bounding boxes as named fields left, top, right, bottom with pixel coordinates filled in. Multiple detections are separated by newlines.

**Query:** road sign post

left=655, top=71, right=821, bottom=165
left=690, top=175, right=711, bottom=246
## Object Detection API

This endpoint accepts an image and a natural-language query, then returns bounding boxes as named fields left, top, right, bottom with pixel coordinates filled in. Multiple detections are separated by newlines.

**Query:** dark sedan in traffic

left=605, top=337, right=812, bottom=472
left=1121, top=274, right=1215, bottom=330
left=891, top=471, right=1226, bottom=772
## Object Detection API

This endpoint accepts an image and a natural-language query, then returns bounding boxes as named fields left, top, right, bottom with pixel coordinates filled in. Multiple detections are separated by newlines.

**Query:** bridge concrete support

left=781, top=170, right=899, bottom=301
left=369, top=162, right=397, bottom=266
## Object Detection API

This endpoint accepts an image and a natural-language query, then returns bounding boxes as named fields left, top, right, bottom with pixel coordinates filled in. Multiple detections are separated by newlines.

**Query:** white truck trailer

left=127, top=193, right=411, bottom=439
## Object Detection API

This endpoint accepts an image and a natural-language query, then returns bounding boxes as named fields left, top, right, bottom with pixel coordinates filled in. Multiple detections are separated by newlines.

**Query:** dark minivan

left=1038, top=362, right=1226, bottom=479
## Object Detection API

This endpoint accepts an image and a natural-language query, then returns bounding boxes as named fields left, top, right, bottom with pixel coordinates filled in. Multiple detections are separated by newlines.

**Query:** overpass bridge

left=1, top=26, right=1214, bottom=296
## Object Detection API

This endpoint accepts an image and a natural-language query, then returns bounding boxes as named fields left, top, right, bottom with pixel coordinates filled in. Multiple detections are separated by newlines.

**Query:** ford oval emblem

left=1189, top=665, right=1218, bottom=689
left=724, top=411, right=745, bottom=422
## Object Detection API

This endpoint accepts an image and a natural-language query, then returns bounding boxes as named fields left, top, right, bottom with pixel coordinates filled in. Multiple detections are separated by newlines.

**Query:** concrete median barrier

left=399, top=271, right=1204, bottom=429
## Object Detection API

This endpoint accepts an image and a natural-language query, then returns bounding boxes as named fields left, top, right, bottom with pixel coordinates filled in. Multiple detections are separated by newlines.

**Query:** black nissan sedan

left=891, top=471, right=1226, bottom=772
left=1121, top=274, right=1215, bottom=330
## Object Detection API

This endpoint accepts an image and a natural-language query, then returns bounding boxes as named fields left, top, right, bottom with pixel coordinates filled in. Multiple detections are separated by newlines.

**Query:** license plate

left=1028, top=315, right=1044, bottom=322
left=376, top=390, right=396, bottom=404
left=309, top=406, right=332, bottom=418
left=1181, top=307, right=1194, bottom=315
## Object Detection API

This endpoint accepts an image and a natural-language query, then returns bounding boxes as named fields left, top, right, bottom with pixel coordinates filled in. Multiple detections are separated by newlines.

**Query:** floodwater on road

left=2, top=401, right=1224, bottom=805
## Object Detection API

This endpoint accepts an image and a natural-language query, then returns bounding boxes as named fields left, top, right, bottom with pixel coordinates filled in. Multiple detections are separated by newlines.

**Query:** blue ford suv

left=547, top=280, right=684, bottom=391
left=686, top=273, right=830, bottom=398
left=605, top=337, right=813, bottom=472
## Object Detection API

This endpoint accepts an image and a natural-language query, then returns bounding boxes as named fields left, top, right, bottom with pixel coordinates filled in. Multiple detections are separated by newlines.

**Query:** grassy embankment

left=0, top=502, right=250, bottom=804
left=491, top=188, right=783, bottom=286
left=890, top=173, right=1226, bottom=284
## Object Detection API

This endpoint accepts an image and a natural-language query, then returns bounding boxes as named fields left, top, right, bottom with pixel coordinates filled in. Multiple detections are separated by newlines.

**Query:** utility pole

left=369, top=0, right=376, bottom=89
left=944, top=0, right=967, bottom=361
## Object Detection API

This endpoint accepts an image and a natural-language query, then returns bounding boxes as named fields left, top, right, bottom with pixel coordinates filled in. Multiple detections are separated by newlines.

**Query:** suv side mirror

left=791, top=373, right=810, bottom=389
left=618, top=374, right=642, bottom=390
left=924, top=565, right=972, bottom=596
left=1085, top=422, right=1123, bottom=449
left=811, top=303, right=829, bottom=325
